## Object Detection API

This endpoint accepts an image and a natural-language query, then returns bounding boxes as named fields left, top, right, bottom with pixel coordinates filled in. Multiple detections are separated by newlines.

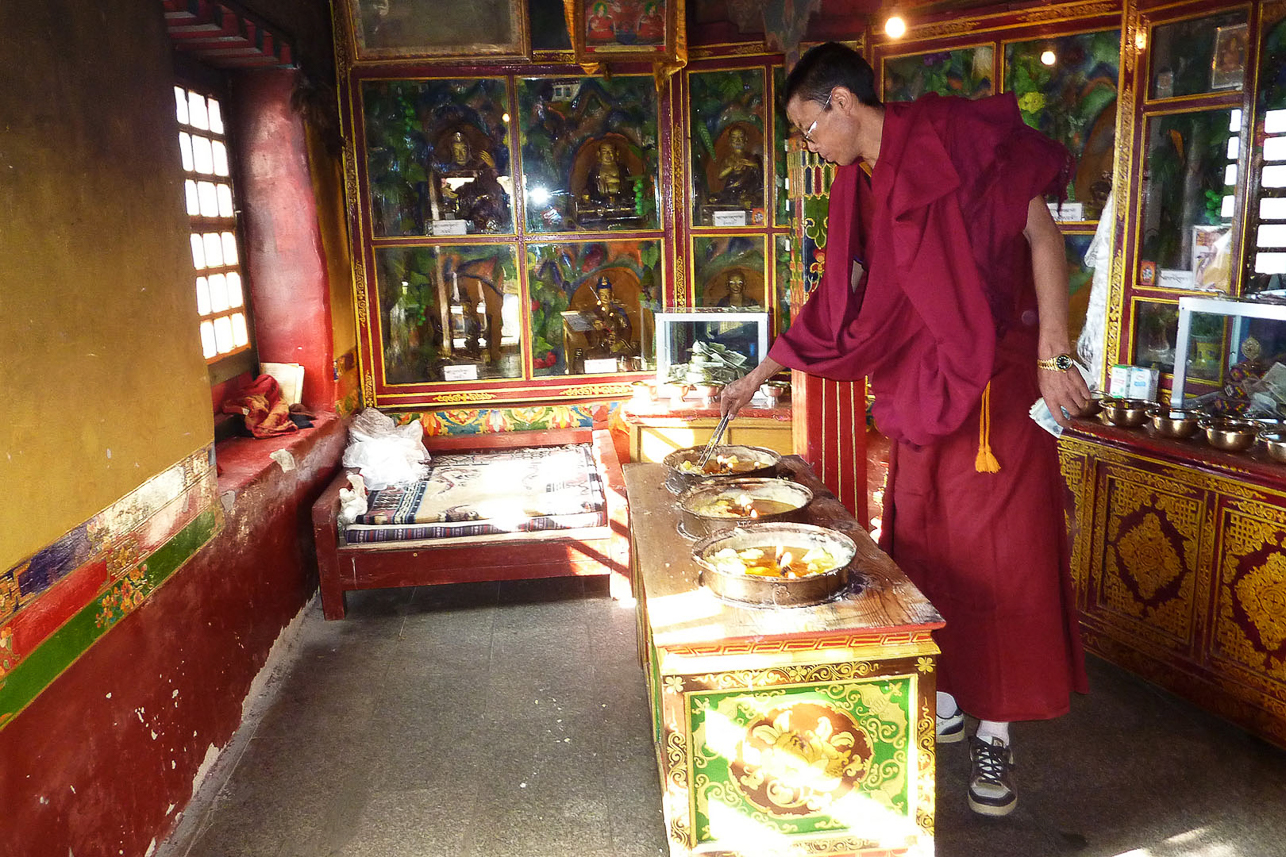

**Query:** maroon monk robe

left=770, top=92, right=1088, bottom=721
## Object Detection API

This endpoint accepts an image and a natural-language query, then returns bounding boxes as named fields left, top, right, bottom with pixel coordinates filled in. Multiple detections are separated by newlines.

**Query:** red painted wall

left=0, top=420, right=345, bottom=857
left=235, top=70, right=338, bottom=412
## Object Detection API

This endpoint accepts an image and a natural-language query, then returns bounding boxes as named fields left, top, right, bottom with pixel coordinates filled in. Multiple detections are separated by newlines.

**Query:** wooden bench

left=311, top=426, right=630, bottom=619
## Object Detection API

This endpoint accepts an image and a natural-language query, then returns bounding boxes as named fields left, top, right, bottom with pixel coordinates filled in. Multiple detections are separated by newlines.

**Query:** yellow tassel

left=975, top=381, right=1001, bottom=473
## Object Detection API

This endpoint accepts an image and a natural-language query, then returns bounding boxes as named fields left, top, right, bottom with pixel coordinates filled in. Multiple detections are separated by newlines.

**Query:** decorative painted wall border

left=0, top=446, right=222, bottom=728
left=390, top=400, right=623, bottom=436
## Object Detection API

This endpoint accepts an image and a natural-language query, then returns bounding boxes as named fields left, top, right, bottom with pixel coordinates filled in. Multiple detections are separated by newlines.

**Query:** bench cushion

left=343, top=443, right=606, bottom=543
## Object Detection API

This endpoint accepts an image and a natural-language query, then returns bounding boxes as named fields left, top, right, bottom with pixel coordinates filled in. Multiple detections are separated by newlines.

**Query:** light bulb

left=884, top=16, right=906, bottom=38
left=1041, top=49, right=1057, bottom=66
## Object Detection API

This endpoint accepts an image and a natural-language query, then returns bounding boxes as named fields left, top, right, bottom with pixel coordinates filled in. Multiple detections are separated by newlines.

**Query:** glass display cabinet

left=1170, top=294, right=1286, bottom=408
left=1059, top=0, right=1286, bottom=754
left=654, top=309, right=770, bottom=385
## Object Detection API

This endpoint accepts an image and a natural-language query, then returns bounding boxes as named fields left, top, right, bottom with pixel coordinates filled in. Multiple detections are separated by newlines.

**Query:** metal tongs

left=695, top=410, right=733, bottom=470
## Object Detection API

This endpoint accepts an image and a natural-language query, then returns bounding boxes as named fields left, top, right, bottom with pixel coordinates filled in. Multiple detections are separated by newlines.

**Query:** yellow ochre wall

left=0, top=0, right=214, bottom=571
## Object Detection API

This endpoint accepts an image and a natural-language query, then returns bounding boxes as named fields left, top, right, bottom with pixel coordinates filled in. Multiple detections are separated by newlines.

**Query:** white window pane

left=209, top=273, right=229, bottom=312
left=1255, top=252, right=1286, bottom=274
left=185, top=180, right=200, bottom=216
left=214, top=316, right=233, bottom=353
left=179, top=133, right=194, bottom=172
left=1266, top=136, right=1286, bottom=162
left=1267, top=110, right=1286, bottom=135
left=175, top=87, right=189, bottom=125
left=196, top=276, right=211, bottom=315
left=207, top=98, right=223, bottom=135
left=188, top=91, right=209, bottom=131
left=227, top=272, right=243, bottom=307
left=216, top=184, right=234, bottom=218
left=1263, top=165, right=1286, bottom=188
left=198, top=181, right=219, bottom=217
left=203, top=232, right=223, bottom=267
left=1231, top=109, right=1243, bottom=131
left=231, top=312, right=248, bottom=347
left=200, top=320, right=217, bottom=358
left=1259, top=224, right=1286, bottom=248
left=1261, top=197, right=1286, bottom=220
left=191, top=135, right=214, bottom=175
left=190, top=234, right=206, bottom=269
left=1227, top=136, right=1240, bottom=161
left=212, top=140, right=228, bottom=177
left=221, top=232, right=238, bottom=266
left=1222, top=195, right=1235, bottom=219
left=1224, top=164, right=1238, bottom=186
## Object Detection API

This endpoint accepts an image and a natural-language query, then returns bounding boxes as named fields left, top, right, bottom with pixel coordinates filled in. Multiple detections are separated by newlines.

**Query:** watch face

left=1055, top=354, right=1072, bottom=371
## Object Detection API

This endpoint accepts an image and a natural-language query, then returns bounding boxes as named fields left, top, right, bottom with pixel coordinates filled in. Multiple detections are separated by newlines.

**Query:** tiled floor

left=163, top=577, right=1286, bottom=857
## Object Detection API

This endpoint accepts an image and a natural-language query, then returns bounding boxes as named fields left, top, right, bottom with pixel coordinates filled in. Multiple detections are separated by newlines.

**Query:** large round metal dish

left=663, top=444, right=781, bottom=493
left=692, top=522, right=858, bottom=608
left=677, top=478, right=814, bottom=539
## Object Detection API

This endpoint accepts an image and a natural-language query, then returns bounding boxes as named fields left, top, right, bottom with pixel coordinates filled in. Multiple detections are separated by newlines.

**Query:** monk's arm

left=1025, top=195, right=1091, bottom=426
left=721, top=354, right=785, bottom=417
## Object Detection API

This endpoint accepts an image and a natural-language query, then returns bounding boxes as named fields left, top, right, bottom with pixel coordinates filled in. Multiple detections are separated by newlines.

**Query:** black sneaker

left=968, top=736, right=1017, bottom=816
left=936, top=707, right=964, bottom=744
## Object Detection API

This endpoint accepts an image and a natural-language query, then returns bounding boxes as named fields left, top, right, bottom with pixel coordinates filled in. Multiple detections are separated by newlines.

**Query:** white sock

left=936, top=691, right=959, bottom=719
left=976, top=720, right=1010, bottom=746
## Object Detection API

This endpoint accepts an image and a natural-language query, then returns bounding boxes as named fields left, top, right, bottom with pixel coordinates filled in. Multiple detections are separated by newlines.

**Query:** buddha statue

left=713, top=126, right=763, bottom=210
left=716, top=271, right=757, bottom=307
left=433, top=129, right=509, bottom=232
left=588, top=276, right=635, bottom=357
left=587, top=141, right=629, bottom=205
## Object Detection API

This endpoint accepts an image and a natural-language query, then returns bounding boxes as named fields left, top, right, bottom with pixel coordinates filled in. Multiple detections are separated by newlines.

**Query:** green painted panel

left=687, top=675, right=917, bottom=846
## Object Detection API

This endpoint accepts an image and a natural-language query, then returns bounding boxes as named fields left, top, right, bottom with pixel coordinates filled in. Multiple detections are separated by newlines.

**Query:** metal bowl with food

left=677, top=478, right=814, bottom=539
left=663, top=444, right=781, bottom=493
left=1147, top=406, right=1202, bottom=439
left=1201, top=416, right=1258, bottom=452
left=692, top=522, right=859, bottom=608
left=1100, top=397, right=1153, bottom=428
left=1260, top=430, right=1286, bottom=464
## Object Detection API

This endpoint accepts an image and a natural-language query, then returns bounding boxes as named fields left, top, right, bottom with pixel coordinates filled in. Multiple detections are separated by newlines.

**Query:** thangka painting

left=574, top=0, right=678, bottom=63
left=347, top=0, right=528, bottom=61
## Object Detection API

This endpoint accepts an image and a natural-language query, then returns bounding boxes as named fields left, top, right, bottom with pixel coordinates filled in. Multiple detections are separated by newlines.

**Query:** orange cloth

left=221, top=375, right=298, bottom=438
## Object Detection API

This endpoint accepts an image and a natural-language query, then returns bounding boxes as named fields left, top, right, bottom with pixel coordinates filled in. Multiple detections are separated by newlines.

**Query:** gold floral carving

left=1102, top=478, right=1201, bottom=641
left=1217, top=511, right=1286, bottom=680
left=903, top=1, right=1115, bottom=39
left=1235, top=554, right=1286, bottom=651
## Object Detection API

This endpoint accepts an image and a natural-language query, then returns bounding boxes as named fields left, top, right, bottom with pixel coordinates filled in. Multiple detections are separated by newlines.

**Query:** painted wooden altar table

left=626, top=457, right=944, bottom=857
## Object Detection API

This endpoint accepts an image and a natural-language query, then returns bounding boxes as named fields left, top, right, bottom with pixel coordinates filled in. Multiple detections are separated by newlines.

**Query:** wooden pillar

left=792, top=374, right=868, bottom=526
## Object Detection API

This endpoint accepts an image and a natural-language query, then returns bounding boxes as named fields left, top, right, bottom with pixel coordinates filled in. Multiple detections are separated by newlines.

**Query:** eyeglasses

left=799, top=89, right=834, bottom=145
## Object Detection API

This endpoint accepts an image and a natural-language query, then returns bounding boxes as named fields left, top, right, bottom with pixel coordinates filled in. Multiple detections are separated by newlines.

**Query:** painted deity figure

left=714, top=126, right=764, bottom=209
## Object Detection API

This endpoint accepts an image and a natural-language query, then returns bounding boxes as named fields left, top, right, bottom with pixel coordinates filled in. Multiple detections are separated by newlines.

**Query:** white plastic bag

left=337, top=473, right=368, bottom=525
left=341, top=408, right=430, bottom=489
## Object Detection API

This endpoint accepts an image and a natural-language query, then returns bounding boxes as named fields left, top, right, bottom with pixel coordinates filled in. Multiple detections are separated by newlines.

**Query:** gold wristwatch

left=1036, top=353, right=1074, bottom=372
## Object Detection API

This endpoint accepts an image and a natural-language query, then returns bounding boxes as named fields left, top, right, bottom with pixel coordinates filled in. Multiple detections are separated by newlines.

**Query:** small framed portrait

left=573, top=0, right=679, bottom=64
left=346, top=0, right=529, bottom=62
left=1211, top=23, right=1248, bottom=91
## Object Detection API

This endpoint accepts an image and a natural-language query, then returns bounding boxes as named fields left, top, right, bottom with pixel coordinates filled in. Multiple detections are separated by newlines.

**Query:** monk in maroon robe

left=721, top=42, right=1091, bottom=818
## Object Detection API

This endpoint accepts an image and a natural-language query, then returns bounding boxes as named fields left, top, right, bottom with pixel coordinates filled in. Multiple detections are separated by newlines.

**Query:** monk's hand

left=720, top=374, right=759, bottom=418
left=1037, top=353, right=1092, bottom=428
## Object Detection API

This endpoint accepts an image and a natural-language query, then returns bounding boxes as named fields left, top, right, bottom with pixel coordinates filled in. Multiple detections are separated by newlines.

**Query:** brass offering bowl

left=692, top=522, right=858, bottom=608
left=1201, top=417, right=1258, bottom=452
left=1147, top=406, right=1201, bottom=439
left=1100, top=397, right=1152, bottom=428
left=663, top=444, right=781, bottom=494
left=1079, top=390, right=1110, bottom=418
left=677, top=478, right=813, bottom=540
left=1261, top=430, right=1286, bottom=464
left=759, top=380, right=790, bottom=403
